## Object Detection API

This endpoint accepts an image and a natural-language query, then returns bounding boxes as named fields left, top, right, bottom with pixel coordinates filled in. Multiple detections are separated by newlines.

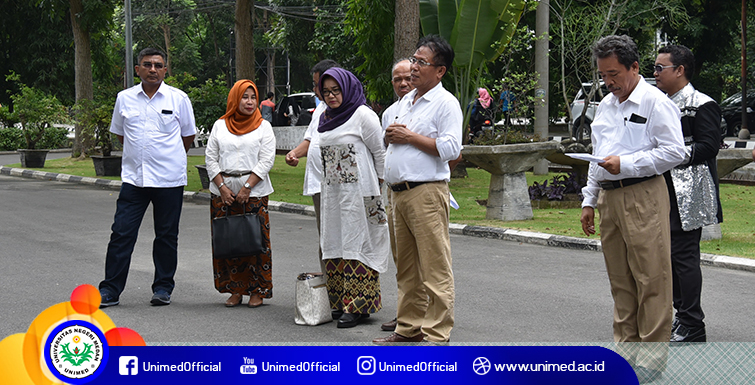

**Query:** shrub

left=36, top=126, right=70, bottom=149
left=0, top=104, right=19, bottom=128
left=529, top=172, right=586, bottom=201
left=0, top=126, right=24, bottom=150
left=186, top=75, right=230, bottom=137
left=73, top=98, right=114, bottom=156
left=6, top=72, right=71, bottom=149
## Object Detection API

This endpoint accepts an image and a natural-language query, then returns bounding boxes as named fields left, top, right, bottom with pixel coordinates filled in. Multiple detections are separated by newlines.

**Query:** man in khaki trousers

left=579, top=35, right=685, bottom=384
left=373, top=35, right=462, bottom=344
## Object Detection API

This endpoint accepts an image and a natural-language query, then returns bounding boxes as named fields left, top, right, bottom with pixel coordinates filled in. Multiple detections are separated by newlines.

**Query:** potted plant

left=7, top=72, right=70, bottom=168
left=73, top=98, right=121, bottom=176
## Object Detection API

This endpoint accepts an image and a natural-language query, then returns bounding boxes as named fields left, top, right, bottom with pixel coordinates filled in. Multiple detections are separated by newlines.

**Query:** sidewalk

left=2, top=164, right=753, bottom=273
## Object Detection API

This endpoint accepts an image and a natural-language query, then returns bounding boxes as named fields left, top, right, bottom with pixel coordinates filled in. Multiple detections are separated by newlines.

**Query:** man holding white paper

left=579, top=35, right=685, bottom=381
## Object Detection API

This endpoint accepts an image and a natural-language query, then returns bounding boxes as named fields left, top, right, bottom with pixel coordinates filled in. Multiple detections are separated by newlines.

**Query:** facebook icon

left=119, top=356, right=138, bottom=375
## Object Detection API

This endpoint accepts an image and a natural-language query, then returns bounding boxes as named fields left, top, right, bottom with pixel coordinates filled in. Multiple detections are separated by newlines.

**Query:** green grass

left=9, top=155, right=755, bottom=259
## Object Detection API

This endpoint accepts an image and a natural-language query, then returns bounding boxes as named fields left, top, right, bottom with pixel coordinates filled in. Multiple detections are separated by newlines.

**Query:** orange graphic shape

left=106, top=327, right=147, bottom=346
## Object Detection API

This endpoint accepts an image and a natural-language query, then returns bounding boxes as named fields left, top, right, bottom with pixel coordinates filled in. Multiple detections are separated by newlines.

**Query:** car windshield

left=721, top=91, right=755, bottom=107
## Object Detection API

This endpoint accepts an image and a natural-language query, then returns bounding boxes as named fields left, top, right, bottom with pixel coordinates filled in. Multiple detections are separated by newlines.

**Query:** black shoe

left=671, top=317, right=680, bottom=334
left=150, top=291, right=171, bottom=306
left=337, top=313, right=369, bottom=328
left=670, top=324, right=706, bottom=343
left=99, top=291, right=119, bottom=308
left=332, top=310, right=344, bottom=320
left=635, top=366, right=662, bottom=384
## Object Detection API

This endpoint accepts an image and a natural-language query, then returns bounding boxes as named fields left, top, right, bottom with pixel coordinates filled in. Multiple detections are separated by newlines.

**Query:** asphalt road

left=1, top=174, right=753, bottom=344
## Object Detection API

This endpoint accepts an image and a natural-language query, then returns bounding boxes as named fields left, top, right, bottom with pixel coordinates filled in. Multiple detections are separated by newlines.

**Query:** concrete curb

left=2, top=165, right=753, bottom=273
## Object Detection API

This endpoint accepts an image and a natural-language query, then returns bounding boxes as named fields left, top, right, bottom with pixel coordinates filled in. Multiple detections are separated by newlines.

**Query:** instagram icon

left=357, top=356, right=376, bottom=375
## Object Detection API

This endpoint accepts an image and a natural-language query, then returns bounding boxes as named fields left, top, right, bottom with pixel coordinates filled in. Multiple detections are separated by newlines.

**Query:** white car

left=569, top=81, right=607, bottom=139
left=570, top=79, right=657, bottom=139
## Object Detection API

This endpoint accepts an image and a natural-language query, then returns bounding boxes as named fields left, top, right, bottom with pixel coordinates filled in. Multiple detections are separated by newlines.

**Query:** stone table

left=462, top=141, right=561, bottom=221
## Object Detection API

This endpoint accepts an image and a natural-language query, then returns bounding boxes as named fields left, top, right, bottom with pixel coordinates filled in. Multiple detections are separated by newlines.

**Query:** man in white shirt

left=99, top=48, right=197, bottom=308
left=381, top=59, right=413, bottom=131
left=285, top=59, right=339, bottom=278
left=373, top=35, right=462, bottom=344
left=378, top=58, right=416, bottom=333
left=580, top=35, right=685, bottom=381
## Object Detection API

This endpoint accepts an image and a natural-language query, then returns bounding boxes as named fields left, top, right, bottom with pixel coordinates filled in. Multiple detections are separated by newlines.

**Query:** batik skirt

left=325, top=258, right=381, bottom=314
left=210, top=195, right=272, bottom=298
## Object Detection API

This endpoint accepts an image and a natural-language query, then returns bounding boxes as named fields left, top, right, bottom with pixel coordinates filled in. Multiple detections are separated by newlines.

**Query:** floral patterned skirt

left=210, top=195, right=272, bottom=298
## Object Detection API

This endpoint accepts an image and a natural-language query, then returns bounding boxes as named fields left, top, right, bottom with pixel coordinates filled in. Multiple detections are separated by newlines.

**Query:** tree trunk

left=162, top=24, right=172, bottom=77
left=394, top=0, right=420, bottom=61
left=235, top=0, right=255, bottom=81
left=69, top=0, right=93, bottom=158
left=263, top=9, right=274, bottom=95
left=267, top=50, right=275, bottom=95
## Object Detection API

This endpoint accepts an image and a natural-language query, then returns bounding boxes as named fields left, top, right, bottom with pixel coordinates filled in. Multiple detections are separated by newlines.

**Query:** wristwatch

left=217, top=182, right=225, bottom=189
left=244, top=182, right=251, bottom=189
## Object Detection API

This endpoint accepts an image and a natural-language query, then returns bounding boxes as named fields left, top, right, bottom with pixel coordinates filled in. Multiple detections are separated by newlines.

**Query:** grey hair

left=592, top=35, right=639, bottom=70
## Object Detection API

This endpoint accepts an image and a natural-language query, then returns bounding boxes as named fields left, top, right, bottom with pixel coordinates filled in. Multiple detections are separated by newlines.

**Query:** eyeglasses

left=409, top=57, right=439, bottom=68
left=322, top=88, right=341, bottom=97
left=141, top=62, right=165, bottom=69
left=653, top=64, right=678, bottom=73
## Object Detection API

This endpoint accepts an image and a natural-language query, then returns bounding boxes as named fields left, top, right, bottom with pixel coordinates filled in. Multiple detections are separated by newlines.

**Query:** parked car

left=720, top=90, right=755, bottom=137
left=273, top=92, right=317, bottom=126
left=570, top=78, right=657, bottom=139
left=569, top=81, right=607, bottom=139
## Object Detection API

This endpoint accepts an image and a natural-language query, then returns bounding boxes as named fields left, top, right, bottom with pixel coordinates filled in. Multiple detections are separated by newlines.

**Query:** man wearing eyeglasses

left=99, top=47, right=197, bottom=309
left=373, top=35, right=462, bottom=344
left=654, top=45, right=722, bottom=344
left=580, top=35, right=685, bottom=382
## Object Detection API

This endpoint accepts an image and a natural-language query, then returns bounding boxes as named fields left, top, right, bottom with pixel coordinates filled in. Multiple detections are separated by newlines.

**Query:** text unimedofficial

left=142, top=362, right=222, bottom=372
left=262, top=361, right=341, bottom=371
left=379, top=361, right=457, bottom=372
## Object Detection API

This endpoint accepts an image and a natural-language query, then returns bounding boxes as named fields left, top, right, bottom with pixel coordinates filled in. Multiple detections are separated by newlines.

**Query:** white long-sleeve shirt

left=582, top=77, right=685, bottom=208
left=384, top=82, right=462, bottom=184
left=205, top=119, right=276, bottom=198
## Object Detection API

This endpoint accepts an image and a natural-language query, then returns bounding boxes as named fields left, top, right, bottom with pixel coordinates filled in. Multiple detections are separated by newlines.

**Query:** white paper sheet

left=564, top=153, right=606, bottom=163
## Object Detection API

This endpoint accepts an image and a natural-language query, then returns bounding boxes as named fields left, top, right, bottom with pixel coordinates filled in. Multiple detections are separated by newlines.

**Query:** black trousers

left=670, top=222, right=705, bottom=329
left=99, top=183, right=184, bottom=297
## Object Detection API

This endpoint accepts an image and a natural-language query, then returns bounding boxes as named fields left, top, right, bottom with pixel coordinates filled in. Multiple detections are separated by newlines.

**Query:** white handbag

left=294, top=273, right=332, bottom=326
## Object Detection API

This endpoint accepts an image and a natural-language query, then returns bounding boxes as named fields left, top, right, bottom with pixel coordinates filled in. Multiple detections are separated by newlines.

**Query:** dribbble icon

left=119, top=356, right=139, bottom=375
left=357, top=356, right=376, bottom=375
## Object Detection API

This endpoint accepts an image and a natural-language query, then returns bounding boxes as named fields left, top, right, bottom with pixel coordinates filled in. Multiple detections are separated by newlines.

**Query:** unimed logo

left=119, top=356, right=139, bottom=375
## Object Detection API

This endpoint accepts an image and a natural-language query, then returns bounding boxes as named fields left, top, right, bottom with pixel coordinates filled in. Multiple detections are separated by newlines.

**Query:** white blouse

left=318, top=105, right=385, bottom=196
left=205, top=118, right=276, bottom=198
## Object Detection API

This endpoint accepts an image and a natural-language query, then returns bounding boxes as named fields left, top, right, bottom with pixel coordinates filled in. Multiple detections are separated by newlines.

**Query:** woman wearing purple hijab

left=317, top=67, right=389, bottom=328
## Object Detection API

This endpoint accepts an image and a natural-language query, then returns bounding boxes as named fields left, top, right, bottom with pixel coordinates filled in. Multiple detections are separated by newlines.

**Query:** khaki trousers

left=390, top=181, right=454, bottom=342
left=598, top=175, right=671, bottom=369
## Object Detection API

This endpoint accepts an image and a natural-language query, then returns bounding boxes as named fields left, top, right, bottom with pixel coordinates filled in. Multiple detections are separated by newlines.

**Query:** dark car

left=720, top=90, right=755, bottom=137
left=273, top=92, right=317, bottom=127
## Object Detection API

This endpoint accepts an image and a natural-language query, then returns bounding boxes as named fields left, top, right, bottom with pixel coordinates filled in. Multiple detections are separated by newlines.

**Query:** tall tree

left=69, top=0, right=93, bottom=156
left=34, top=0, right=115, bottom=156
left=394, top=0, right=419, bottom=61
left=235, top=0, right=254, bottom=81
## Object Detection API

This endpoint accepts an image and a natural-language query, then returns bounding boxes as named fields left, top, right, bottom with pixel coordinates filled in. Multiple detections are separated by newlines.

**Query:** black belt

left=389, top=181, right=433, bottom=192
left=599, top=175, right=656, bottom=190
left=221, top=171, right=252, bottom=177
